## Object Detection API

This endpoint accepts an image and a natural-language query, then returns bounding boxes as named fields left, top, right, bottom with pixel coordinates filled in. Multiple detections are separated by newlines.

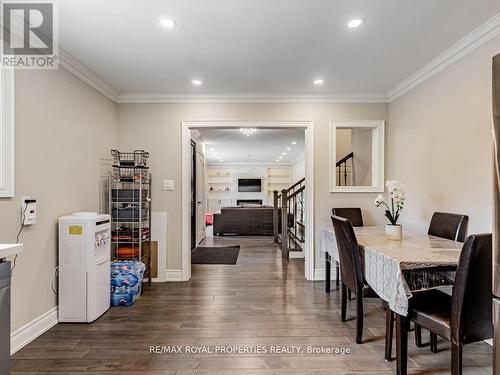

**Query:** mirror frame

left=0, top=69, right=14, bottom=198
left=329, top=120, right=385, bottom=193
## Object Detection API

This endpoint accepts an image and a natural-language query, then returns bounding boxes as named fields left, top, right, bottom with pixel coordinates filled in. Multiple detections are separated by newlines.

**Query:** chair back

left=428, top=212, right=468, bottom=242
left=332, top=208, right=364, bottom=227
left=331, top=215, right=364, bottom=292
left=451, top=234, right=493, bottom=345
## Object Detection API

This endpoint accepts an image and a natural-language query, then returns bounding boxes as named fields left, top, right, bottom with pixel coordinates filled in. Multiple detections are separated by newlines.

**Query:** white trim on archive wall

left=0, top=69, right=15, bottom=197
left=181, top=121, right=315, bottom=281
left=387, top=12, right=500, bottom=101
left=329, top=120, right=385, bottom=193
left=36, top=12, right=498, bottom=105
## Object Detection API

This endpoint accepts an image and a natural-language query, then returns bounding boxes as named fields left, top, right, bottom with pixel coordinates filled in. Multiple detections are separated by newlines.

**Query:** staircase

left=273, top=178, right=305, bottom=258
left=336, top=152, right=354, bottom=186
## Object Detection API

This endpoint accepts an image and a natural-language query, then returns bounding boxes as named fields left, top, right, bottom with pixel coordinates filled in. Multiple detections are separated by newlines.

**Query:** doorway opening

left=182, top=121, right=314, bottom=281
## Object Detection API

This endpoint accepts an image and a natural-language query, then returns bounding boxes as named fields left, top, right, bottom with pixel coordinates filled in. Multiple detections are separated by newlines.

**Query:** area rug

left=191, top=245, right=240, bottom=265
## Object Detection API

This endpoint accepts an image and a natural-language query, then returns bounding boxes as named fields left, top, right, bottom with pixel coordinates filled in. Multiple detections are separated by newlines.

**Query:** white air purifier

left=58, top=212, right=111, bottom=322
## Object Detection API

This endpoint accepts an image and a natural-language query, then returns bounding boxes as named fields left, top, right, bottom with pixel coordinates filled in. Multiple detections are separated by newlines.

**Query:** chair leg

left=384, top=307, right=394, bottom=361
left=451, top=343, right=462, bottom=375
left=341, top=283, right=347, bottom=322
left=325, top=253, right=331, bottom=293
left=348, top=289, right=353, bottom=300
left=430, top=333, right=438, bottom=353
left=355, top=292, right=364, bottom=344
left=414, top=324, right=426, bottom=347
left=335, top=262, right=340, bottom=290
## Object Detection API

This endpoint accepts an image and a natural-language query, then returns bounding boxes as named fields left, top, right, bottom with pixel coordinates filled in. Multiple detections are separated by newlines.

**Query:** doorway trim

left=181, top=120, right=315, bottom=281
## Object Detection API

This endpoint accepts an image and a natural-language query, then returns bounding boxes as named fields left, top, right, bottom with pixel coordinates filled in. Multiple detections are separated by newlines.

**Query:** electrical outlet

left=21, top=196, right=37, bottom=225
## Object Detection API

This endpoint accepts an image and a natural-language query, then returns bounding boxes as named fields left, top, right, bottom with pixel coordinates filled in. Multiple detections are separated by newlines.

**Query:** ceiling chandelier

left=239, top=128, right=257, bottom=136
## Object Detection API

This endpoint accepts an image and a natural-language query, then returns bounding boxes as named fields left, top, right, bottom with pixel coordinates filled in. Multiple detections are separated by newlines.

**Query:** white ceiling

left=57, top=0, right=500, bottom=99
left=196, top=128, right=305, bottom=164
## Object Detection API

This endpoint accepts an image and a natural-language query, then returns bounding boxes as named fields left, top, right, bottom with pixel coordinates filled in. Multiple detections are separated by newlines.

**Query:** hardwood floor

left=12, top=235, right=492, bottom=374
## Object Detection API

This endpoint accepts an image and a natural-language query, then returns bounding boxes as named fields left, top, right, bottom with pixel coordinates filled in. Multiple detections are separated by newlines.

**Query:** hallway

left=11, top=236, right=492, bottom=373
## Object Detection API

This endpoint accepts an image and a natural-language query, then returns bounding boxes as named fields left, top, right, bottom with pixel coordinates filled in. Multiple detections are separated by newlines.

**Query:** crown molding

left=58, top=49, right=120, bottom=102
left=387, top=12, right=500, bottom=102
left=116, top=92, right=389, bottom=104
left=50, top=12, right=500, bottom=105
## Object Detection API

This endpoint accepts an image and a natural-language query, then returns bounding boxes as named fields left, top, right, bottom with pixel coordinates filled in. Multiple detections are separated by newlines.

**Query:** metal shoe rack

left=108, top=150, right=152, bottom=282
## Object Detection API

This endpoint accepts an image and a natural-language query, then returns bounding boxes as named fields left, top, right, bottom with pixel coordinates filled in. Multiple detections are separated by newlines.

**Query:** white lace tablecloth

left=319, top=225, right=462, bottom=316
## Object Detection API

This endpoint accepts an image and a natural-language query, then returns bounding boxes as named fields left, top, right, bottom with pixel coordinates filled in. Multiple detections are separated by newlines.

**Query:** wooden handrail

left=336, top=152, right=353, bottom=167
left=287, top=177, right=305, bottom=193
left=287, top=185, right=305, bottom=199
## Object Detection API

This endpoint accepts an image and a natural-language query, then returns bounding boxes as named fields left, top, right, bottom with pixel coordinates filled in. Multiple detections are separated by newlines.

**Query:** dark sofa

left=213, top=206, right=275, bottom=235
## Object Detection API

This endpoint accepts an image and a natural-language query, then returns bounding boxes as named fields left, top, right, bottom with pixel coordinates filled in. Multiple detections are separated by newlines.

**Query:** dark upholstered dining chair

left=332, top=208, right=364, bottom=290
left=428, top=212, right=469, bottom=242
left=332, top=208, right=364, bottom=227
left=331, top=215, right=394, bottom=352
left=401, top=234, right=492, bottom=375
left=418, top=212, right=469, bottom=351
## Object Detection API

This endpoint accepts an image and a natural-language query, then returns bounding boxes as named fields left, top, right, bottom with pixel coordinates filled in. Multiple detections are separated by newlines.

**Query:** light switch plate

left=21, top=196, right=37, bottom=225
left=163, top=179, right=174, bottom=191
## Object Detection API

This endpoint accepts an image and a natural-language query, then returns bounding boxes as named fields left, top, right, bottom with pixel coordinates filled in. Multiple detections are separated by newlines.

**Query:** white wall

left=117, top=103, right=388, bottom=271
left=292, top=156, right=305, bottom=183
left=387, top=34, right=500, bottom=234
left=0, top=68, right=117, bottom=332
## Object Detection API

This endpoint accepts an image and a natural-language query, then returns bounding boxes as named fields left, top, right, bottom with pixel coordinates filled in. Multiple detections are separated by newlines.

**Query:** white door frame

left=181, top=120, right=315, bottom=281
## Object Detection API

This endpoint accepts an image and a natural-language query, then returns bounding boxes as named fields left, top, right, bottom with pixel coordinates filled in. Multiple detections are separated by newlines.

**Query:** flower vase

left=386, top=224, right=402, bottom=241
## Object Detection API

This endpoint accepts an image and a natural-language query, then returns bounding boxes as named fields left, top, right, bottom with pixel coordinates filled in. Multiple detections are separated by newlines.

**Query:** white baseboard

left=11, top=306, right=58, bottom=355
left=152, top=274, right=168, bottom=282
left=166, top=269, right=183, bottom=281
left=313, top=268, right=337, bottom=281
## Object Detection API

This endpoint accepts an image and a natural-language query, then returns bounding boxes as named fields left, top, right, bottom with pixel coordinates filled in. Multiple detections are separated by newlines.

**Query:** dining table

left=319, top=222, right=463, bottom=375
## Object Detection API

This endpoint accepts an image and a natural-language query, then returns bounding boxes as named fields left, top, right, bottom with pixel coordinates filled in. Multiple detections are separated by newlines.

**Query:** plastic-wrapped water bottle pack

left=110, top=260, right=145, bottom=306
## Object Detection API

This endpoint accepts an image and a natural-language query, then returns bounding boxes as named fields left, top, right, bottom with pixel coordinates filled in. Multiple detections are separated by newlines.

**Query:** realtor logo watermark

left=1, top=1, right=58, bottom=69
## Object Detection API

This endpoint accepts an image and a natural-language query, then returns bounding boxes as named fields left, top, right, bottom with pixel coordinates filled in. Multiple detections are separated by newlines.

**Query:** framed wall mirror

left=330, top=120, right=385, bottom=193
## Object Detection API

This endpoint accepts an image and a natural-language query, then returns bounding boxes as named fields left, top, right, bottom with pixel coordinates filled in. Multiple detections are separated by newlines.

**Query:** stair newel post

left=273, top=190, right=279, bottom=243
left=281, top=189, right=289, bottom=258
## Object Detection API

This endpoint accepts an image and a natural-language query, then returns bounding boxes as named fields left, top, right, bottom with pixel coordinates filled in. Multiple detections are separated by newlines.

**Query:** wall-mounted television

left=238, top=178, right=262, bottom=192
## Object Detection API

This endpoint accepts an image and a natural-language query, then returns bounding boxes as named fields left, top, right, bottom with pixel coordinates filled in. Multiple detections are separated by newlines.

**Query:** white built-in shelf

left=208, top=177, right=233, bottom=184
left=0, top=243, right=23, bottom=259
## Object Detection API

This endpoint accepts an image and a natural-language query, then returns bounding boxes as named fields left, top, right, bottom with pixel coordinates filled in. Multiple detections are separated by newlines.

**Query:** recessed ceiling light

left=275, top=160, right=279, bottom=162
left=192, top=79, right=203, bottom=86
left=347, top=18, right=363, bottom=28
left=278, top=156, right=282, bottom=159
left=209, top=148, right=215, bottom=151
left=220, top=160, right=224, bottom=162
left=286, top=147, right=291, bottom=151
left=314, top=79, right=324, bottom=85
left=292, top=141, right=297, bottom=145
left=282, top=152, right=286, bottom=155
left=160, top=18, right=177, bottom=29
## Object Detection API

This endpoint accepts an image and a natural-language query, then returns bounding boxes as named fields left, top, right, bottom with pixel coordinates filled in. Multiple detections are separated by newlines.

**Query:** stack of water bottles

left=110, top=260, right=145, bottom=306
